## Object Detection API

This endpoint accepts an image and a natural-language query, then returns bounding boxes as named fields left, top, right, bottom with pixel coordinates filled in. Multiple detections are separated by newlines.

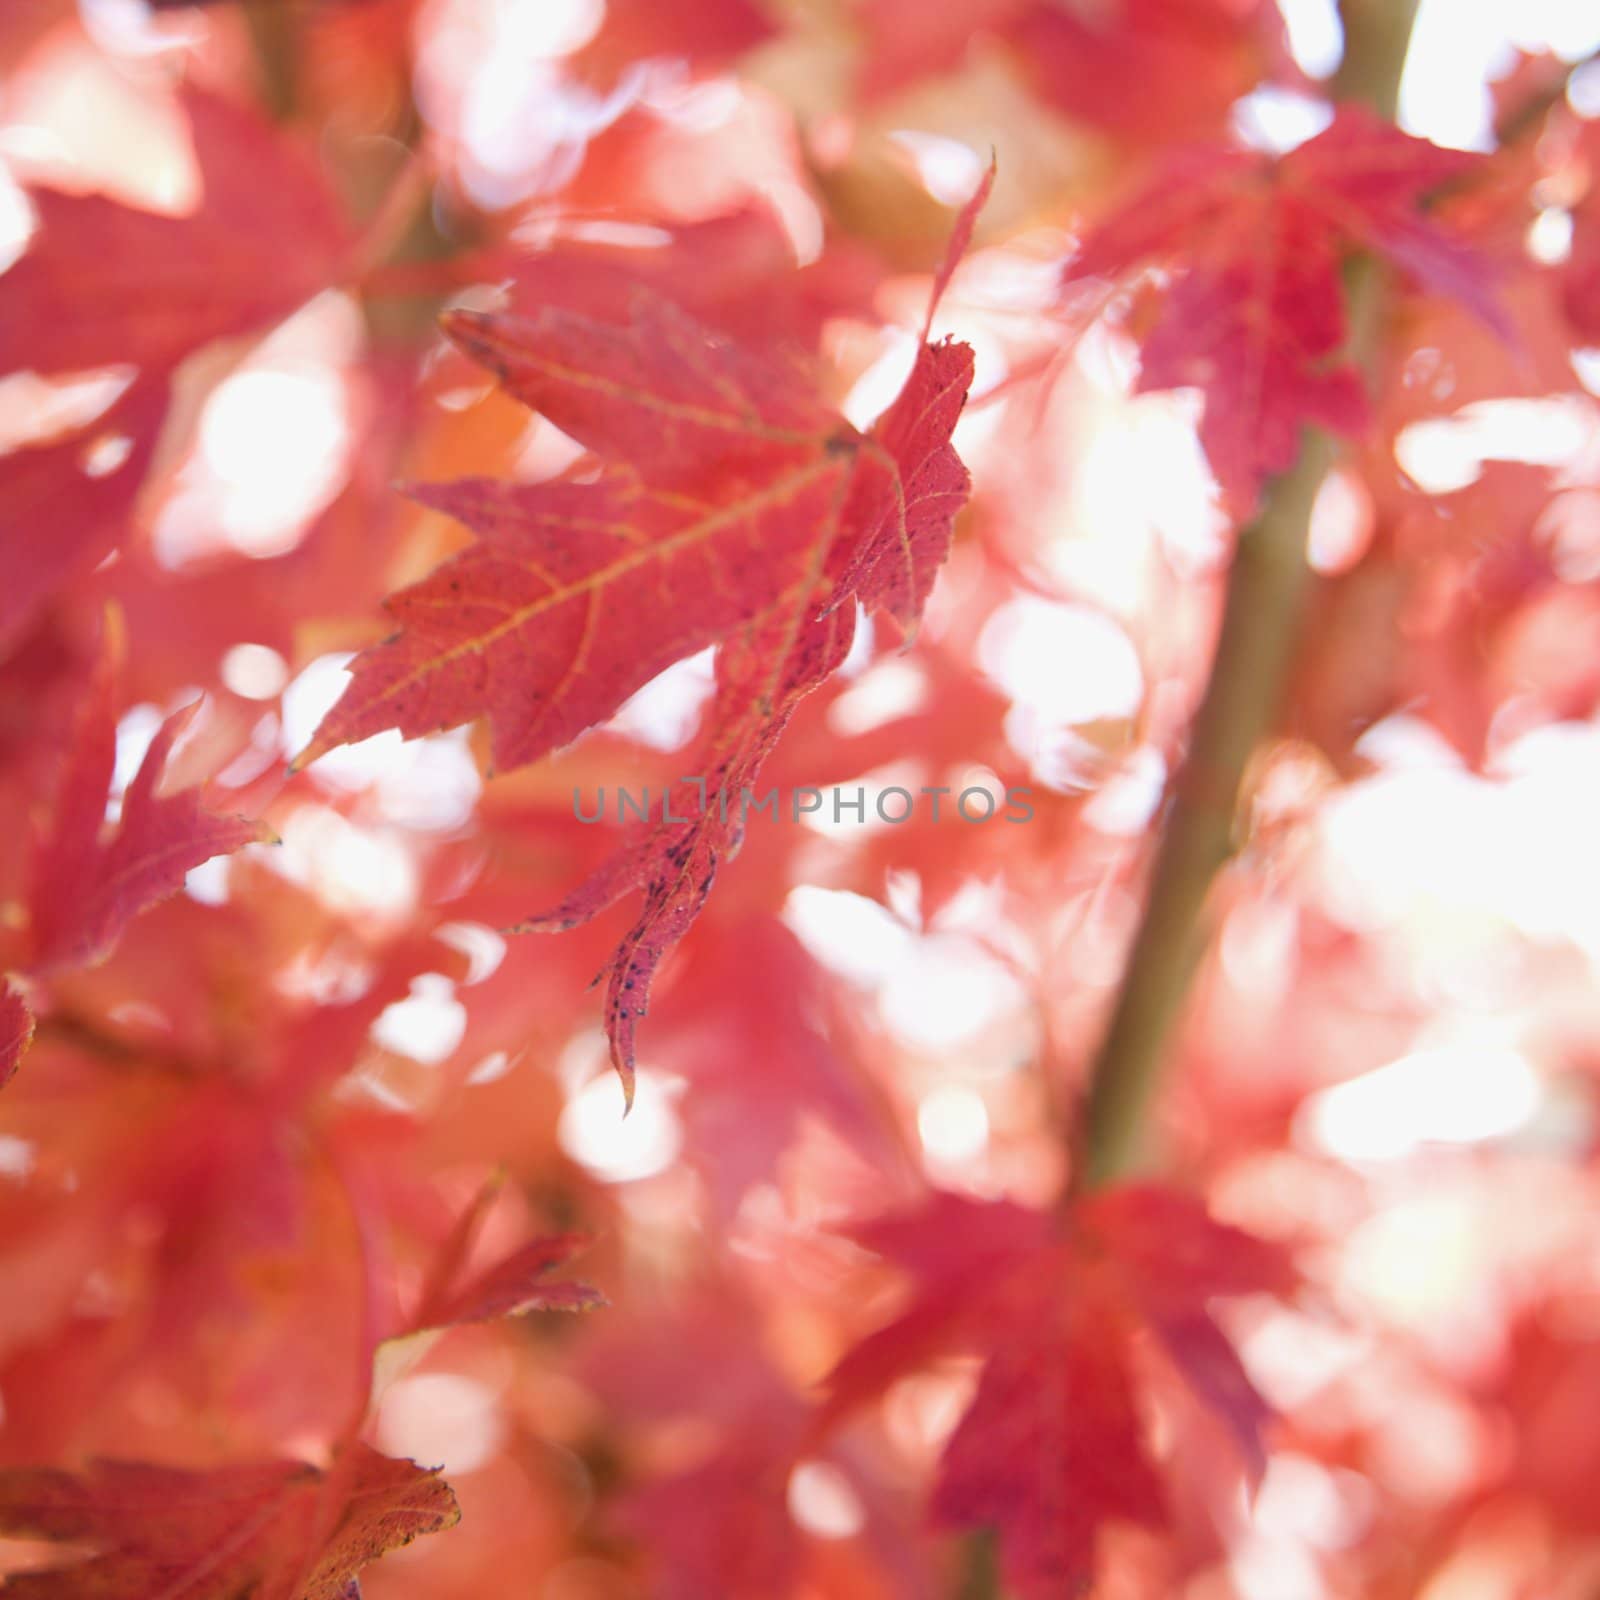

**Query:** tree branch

left=1079, top=0, right=1422, bottom=1187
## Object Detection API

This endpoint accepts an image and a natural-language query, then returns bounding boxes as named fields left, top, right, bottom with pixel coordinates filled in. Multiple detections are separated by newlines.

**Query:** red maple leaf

left=0, top=87, right=352, bottom=637
left=302, top=167, right=991, bottom=1098
left=0, top=629, right=273, bottom=1086
left=1063, top=106, right=1500, bottom=510
left=26, top=647, right=274, bottom=978
left=410, top=1175, right=603, bottom=1330
left=0, top=87, right=351, bottom=382
left=0, top=380, right=167, bottom=650
left=858, top=0, right=1286, bottom=147
left=822, top=1185, right=1295, bottom=1598
left=0, top=1443, right=457, bottom=1599
left=649, top=917, right=902, bottom=1220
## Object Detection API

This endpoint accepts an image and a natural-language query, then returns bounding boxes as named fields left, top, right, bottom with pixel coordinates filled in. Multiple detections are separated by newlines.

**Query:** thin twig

left=1079, top=0, right=1422, bottom=1186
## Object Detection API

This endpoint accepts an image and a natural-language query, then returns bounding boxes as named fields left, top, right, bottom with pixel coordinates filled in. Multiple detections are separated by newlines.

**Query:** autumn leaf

left=0, top=87, right=351, bottom=638
left=26, top=641, right=275, bottom=977
left=410, top=1175, right=603, bottom=1329
left=0, top=1444, right=458, bottom=1599
left=296, top=292, right=852, bottom=775
left=0, top=380, right=167, bottom=650
left=0, top=87, right=351, bottom=382
left=648, top=917, right=901, bottom=1220
left=858, top=0, right=1284, bottom=145
left=822, top=1185, right=1295, bottom=1598
left=0, top=628, right=273, bottom=1085
left=1062, top=106, right=1501, bottom=510
left=303, top=166, right=992, bottom=1098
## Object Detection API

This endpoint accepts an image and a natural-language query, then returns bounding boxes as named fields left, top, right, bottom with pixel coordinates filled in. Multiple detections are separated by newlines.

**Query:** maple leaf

left=498, top=206, right=880, bottom=357
left=303, top=166, right=992, bottom=1098
left=859, top=0, right=1284, bottom=145
left=0, top=1443, right=458, bottom=1599
left=572, top=0, right=776, bottom=85
left=649, top=917, right=901, bottom=1220
left=822, top=1185, right=1294, bottom=1598
left=411, top=1175, right=603, bottom=1329
left=0, top=88, right=352, bottom=637
left=1062, top=106, right=1500, bottom=510
left=0, top=380, right=167, bottom=650
left=0, top=629, right=273, bottom=1085
left=0, top=87, right=351, bottom=382
left=26, top=643, right=275, bottom=977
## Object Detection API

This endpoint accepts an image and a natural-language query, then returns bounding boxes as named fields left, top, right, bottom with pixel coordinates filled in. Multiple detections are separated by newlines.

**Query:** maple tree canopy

left=3, top=2, right=1600, bottom=1598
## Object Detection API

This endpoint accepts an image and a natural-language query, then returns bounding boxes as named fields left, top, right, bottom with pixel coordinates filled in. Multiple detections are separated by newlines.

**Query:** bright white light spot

left=160, top=366, right=353, bottom=566
left=1308, top=469, right=1372, bottom=574
left=378, top=1373, right=504, bottom=1476
left=1069, top=382, right=1228, bottom=572
left=787, top=1461, right=866, bottom=1540
left=880, top=936, right=1025, bottom=1052
left=917, top=1085, right=990, bottom=1165
left=1083, top=747, right=1167, bottom=834
left=841, top=333, right=918, bottom=431
left=980, top=596, right=1143, bottom=729
left=221, top=643, right=289, bottom=701
left=1232, top=87, right=1334, bottom=153
left=837, top=605, right=874, bottom=679
left=110, top=704, right=164, bottom=813
left=883, top=1369, right=980, bottom=1460
left=762, top=179, right=825, bottom=269
left=1528, top=207, right=1574, bottom=266
left=281, top=654, right=355, bottom=754
left=1238, top=1308, right=1368, bottom=1412
left=0, top=369, right=131, bottom=453
left=371, top=973, right=467, bottom=1065
left=1339, top=1194, right=1489, bottom=1339
left=1252, top=1453, right=1373, bottom=1551
left=0, top=170, right=34, bottom=273
left=184, top=855, right=230, bottom=905
left=1351, top=713, right=1462, bottom=772
left=784, top=887, right=915, bottom=986
left=1401, top=0, right=1600, bottom=150
left=191, top=368, right=349, bottom=557
left=376, top=733, right=482, bottom=832
left=1395, top=397, right=1595, bottom=494
left=828, top=659, right=929, bottom=738
left=1301, top=1044, right=1541, bottom=1162
left=81, top=0, right=192, bottom=56
left=1229, top=1536, right=1326, bottom=1600
left=610, top=647, right=716, bottom=751
left=467, top=1049, right=513, bottom=1085
left=0, top=1136, right=35, bottom=1181
left=559, top=1071, right=682, bottom=1183
left=437, top=922, right=507, bottom=985
left=455, top=40, right=645, bottom=207
left=79, top=432, right=132, bottom=479
left=1276, top=0, right=1343, bottom=78
left=888, top=131, right=986, bottom=205
left=501, top=0, right=604, bottom=58
left=1315, top=737, right=1600, bottom=962
left=283, top=659, right=478, bottom=823
left=273, top=805, right=418, bottom=920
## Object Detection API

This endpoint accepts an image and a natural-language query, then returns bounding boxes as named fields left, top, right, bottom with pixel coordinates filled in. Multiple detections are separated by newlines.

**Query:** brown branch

left=1079, top=0, right=1422, bottom=1187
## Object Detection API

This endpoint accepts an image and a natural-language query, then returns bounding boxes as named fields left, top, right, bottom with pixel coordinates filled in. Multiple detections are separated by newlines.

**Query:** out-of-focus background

left=4, top=2, right=1600, bottom=1597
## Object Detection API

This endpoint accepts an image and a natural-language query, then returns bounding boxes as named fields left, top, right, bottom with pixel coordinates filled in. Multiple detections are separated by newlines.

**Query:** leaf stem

left=1079, top=0, right=1422, bottom=1187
